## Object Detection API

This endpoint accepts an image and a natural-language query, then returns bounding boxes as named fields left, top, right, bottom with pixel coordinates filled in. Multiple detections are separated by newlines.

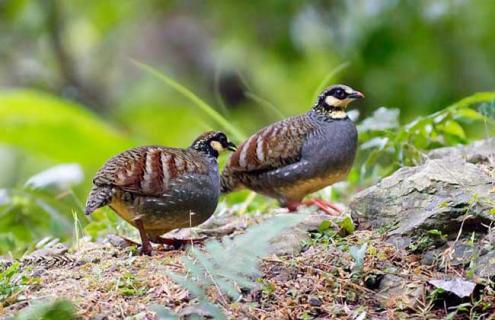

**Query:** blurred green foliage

left=1, top=262, right=24, bottom=306
left=0, top=90, right=134, bottom=170
left=1, top=261, right=41, bottom=308
left=0, top=0, right=494, bottom=256
left=355, top=92, right=495, bottom=183
left=14, top=299, right=75, bottom=320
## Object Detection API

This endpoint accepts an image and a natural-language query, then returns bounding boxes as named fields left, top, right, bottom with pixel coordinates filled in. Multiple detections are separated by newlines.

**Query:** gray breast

left=134, top=159, right=220, bottom=233
left=301, top=117, right=358, bottom=177
left=242, top=116, right=358, bottom=203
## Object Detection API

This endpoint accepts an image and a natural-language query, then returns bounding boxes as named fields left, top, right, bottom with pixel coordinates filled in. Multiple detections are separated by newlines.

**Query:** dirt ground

left=2, top=223, right=493, bottom=319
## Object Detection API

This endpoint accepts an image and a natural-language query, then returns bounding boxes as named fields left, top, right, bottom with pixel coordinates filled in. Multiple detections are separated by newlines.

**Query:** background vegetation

left=0, top=0, right=494, bottom=258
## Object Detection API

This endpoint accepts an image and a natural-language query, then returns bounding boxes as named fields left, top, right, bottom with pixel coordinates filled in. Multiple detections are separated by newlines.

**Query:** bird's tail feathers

left=85, top=185, right=113, bottom=215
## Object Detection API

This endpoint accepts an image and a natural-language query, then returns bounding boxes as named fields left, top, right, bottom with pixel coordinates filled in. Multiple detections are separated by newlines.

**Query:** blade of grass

left=245, top=92, right=286, bottom=120
left=131, top=60, right=246, bottom=142
left=236, top=191, right=257, bottom=216
left=312, top=61, right=350, bottom=100
left=72, top=210, right=81, bottom=251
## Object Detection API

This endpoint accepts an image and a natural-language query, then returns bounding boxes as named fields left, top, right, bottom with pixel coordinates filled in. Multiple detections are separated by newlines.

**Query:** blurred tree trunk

left=44, top=0, right=108, bottom=113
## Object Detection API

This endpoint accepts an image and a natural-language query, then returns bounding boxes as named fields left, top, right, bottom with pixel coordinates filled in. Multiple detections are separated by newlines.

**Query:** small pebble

left=308, top=296, right=322, bottom=306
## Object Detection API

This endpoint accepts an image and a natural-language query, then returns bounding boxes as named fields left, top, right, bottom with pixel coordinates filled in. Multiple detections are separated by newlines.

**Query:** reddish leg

left=305, top=199, right=342, bottom=215
left=150, top=236, right=207, bottom=250
left=285, top=199, right=342, bottom=216
left=135, top=219, right=153, bottom=256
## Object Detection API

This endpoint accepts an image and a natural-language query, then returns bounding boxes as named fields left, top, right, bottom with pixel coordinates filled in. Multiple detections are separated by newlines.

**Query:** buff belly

left=278, top=167, right=350, bottom=201
left=109, top=193, right=216, bottom=237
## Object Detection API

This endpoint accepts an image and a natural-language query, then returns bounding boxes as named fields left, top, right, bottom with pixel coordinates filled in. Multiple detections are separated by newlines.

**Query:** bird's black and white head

left=191, top=131, right=237, bottom=158
left=314, top=84, right=364, bottom=119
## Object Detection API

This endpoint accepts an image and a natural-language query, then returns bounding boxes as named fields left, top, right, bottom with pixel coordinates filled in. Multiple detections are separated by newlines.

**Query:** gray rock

left=350, top=139, right=495, bottom=279
left=449, top=242, right=478, bottom=266
left=308, top=295, right=322, bottom=306
left=427, top=138, right=495, bottom=163
left=422, top=241, right=479, bottom=267
left=475, top=250, right=495, bottom=278
left=421, top=249, right=440, bottom=266
left=428, top=278, right=476, bottom=298
left=268, top=212, right=333, bottom=255
left=350, top=141, right=494, bottom=236
left=386, top=235, right=412, bottom=250
left=376, top=274, right=423, bottom=309
left=485, top=228, right=495, bottom=245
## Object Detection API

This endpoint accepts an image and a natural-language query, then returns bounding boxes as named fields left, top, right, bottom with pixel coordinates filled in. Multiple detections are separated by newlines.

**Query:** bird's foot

left=305, top=199, right=342, bottom=215
left=150, top=236, right=207, bottom=250
left=140, top=240, right=153, bottom=256
left=286, top=199, right=342, bottom=216
left=134, top=219, right=154, bottom=256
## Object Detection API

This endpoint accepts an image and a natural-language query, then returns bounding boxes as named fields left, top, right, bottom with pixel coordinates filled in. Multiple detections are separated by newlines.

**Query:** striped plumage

left=227, top=115, right=315, bottom=172
left=88, top=147, right=209, bottom=199
left=85, top=131, right=236, bottom=255
left=221, top=84, right=363, bottom=211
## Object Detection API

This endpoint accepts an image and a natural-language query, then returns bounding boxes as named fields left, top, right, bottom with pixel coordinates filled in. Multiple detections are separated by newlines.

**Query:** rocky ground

left=350, top=138, right=495, bottom=280
left=1, top=139, right=494, bottom=319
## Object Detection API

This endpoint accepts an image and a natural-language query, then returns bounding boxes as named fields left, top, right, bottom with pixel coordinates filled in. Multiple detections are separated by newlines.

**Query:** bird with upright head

left=221, top=84, right=364, bottom=214
left=85, top=131, right=236, bottom=255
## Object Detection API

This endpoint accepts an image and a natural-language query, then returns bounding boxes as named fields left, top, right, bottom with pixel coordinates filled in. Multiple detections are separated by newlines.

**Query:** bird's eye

left=216, top=134, right=227, bottom=144
left=334, top=89, right=345, bottom=99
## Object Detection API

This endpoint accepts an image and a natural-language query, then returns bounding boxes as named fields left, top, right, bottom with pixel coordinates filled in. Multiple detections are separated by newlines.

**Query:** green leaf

left=447, top=92, right=495, bottom=111
left=438, top=120, right=466, bottom=139
left=427, top=229, right=443, bottom=237
left=338, top=216, right=355, bottom=234
left=455, top=108, right=485, bottom=121
left=318, top=220, right=332, bottom=233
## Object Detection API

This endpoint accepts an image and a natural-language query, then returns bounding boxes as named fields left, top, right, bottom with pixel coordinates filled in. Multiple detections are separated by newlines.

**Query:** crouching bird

left=221, top=84, right=363, bottom=215
left=85, top=131, right=236, bottom=255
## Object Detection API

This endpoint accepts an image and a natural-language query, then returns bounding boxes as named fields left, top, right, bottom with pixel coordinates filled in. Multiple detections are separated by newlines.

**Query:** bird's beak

left=227, top=141, right=237, bottom=151
left=349, top=91, right=365, bottom=99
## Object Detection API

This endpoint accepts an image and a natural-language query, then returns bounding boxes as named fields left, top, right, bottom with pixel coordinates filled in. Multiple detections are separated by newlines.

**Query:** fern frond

left=167, top=272, right=204, bottom=299
left=163, top=212, right=308, bottom=316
